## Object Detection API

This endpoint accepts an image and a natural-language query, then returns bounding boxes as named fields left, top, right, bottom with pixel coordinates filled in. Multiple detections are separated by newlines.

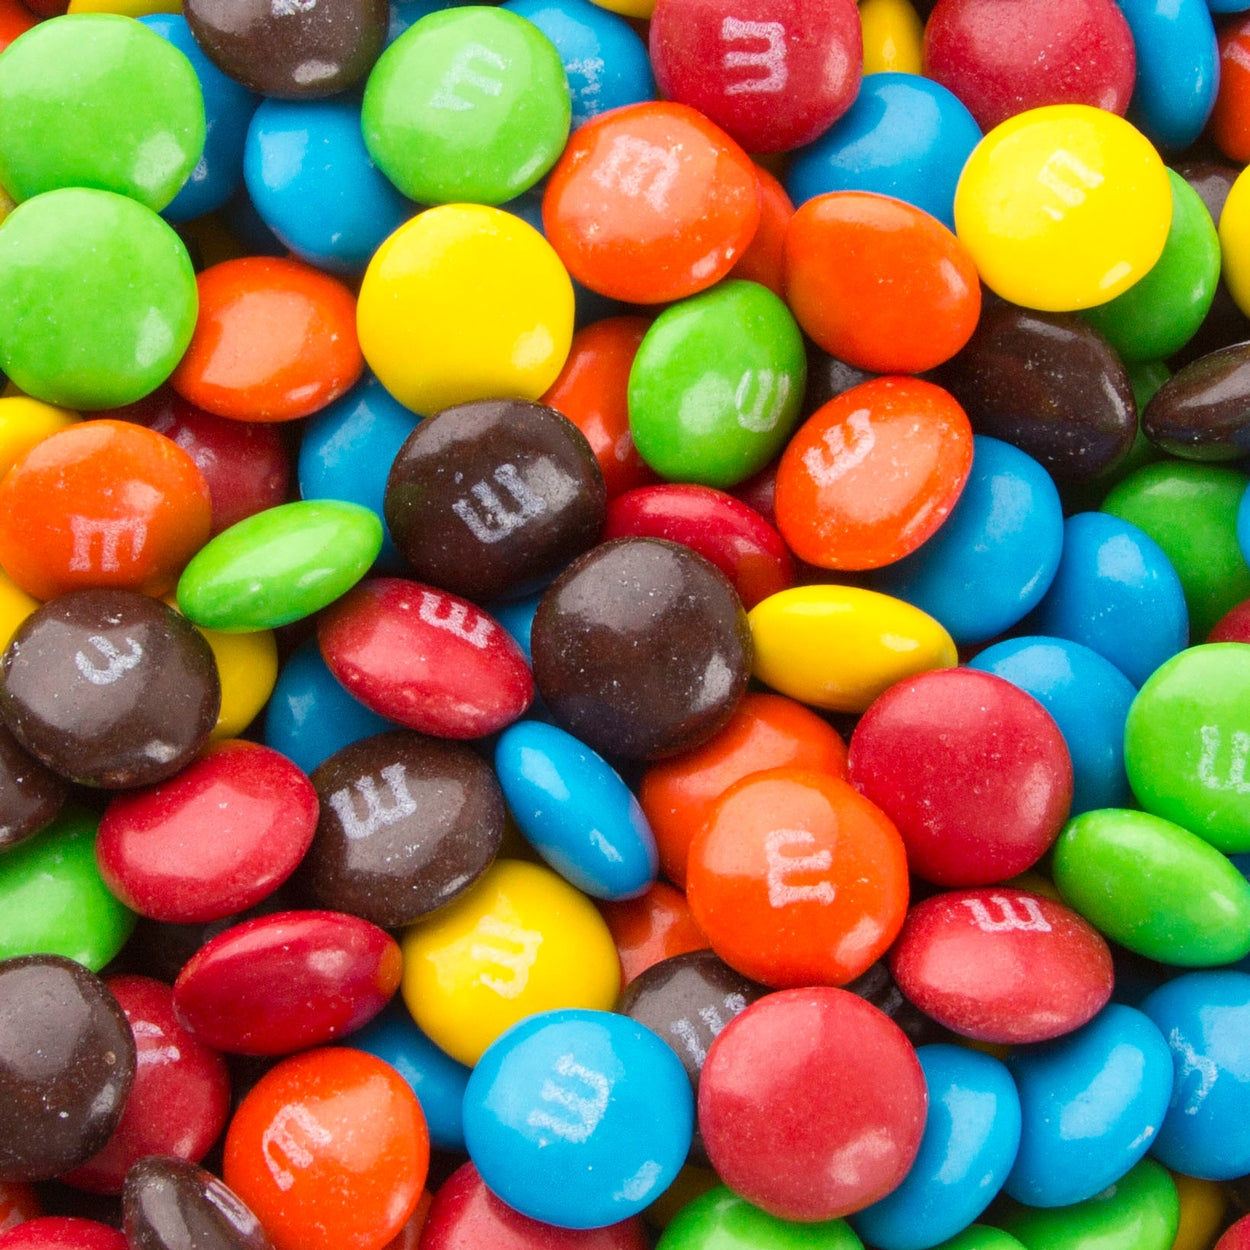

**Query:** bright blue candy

left=491, top=591, right=541, bottom=664
left=1115, top=0, right=1218, bottom=150
left=1208, top=0, right=1250, bottom=13
left=968, top=637, right=1136, bottom=815
left=1033, top=511, right=1188, bottom=689
left=1238, top=481, right=1250, bottom=569
left=143, top=13, right=257, bottom=224
left=463, top=1008, right=693, bottom=1229
left=1140, top=971, right=1250, bottom=1180
left=874, top=436, right=1063, bottom=646
left=785, top=73, right=981, bottom=231
left=851, top=1045, right=1020, bottom=1250
left=263, top=639, right=398, bottom=776
left=1005, top=1004, right=1174, bottom=1208
left=350, top=1002, right=472, bottom=1151
left=494, top=720, right=658, bottom=900
left=503, top=0, right=655, bottom=129
left=244, top=97, right=414, bottom=274
left=298, top=372, right=421, bottom=571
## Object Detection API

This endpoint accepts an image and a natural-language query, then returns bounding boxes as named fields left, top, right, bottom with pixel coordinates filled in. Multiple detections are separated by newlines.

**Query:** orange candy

left=171, top=257, right=363, bottom=422
left=0, top=1181, right=40, bottom=1231
left=784, top=191, right=981, bottom=374
left=640, top=692, right=848, bottom=888
left=540, top=316, right=657, bottom=499
left=686, top=767, right=909, bottom=988
left=774, top=376, right=974, bottom=570
left=0, top=0, right=36, bottom=53
left=730, top=165, right=795, bottom=297
left=224, top=1047, right=429, bottom=1250
left=0, top=419, right=211, bottom=600
left=598, top=880, right=710, bottom=984
left=542, top=102, right=761, bottom=305
left=1213, top=17, right=1250, bottom=163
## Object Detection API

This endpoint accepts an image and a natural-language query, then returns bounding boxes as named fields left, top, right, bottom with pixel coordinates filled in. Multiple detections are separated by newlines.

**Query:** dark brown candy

left=1142, top=342, right=1250, bottom=460
left=0, top=955, right=136, bottom=1182
left=0, top=720, right=68, bottom=850
left=0, top=589, right=220, bottom=790
left=937, top=301, right=1137, bottom=483
left=384, top=400, right=607, bottom=604
left=183, top=0, right=386, bottom=98
left=301, top=730, right=505, bottom=928
left=123, top=1156, right=272, bottom=1250
left=842, top=959, right=955, bottom=1048
left=801, top=342, right=877, bottom=419
left=531, top=537, right=752, bottom=761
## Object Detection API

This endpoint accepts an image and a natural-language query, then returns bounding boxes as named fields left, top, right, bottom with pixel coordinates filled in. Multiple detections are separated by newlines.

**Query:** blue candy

left=875, top=436, right=1063, bottom=646
left=1005, top=1004, right=1174, bottom=1208
left=463, top=1008, right=693, bottom=1229
left=388, top=0, right=462, bottom=44
left=491, top=591, right=542, bottom=664
left=1033, top=511, right=1188, bottom=689
left=495, top=720, right=658, bottom=900
left=786, top=73, right=981, bottom=231
left=1238, top=480, right=1250, bottom=569
left=969, top=637, right=1136, bottom=815
left=851, top=1045, right=1021, bottom=1250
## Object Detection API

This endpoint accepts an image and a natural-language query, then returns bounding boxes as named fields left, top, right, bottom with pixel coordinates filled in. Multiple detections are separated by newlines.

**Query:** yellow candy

left=67, top=0, right=180, bottom=13
left=0, top=566, right=38, bottom=649
left=859, top=0, right=923, bottom=75
left=401, top=858, right=620, bottom=1066
left=357, top=204, right=574, bottom=417
left=747, top=584, right=957, bottom=713
left=1220, top=164, right=1250, bottom=320
left=954, top=104, right=1172, bottom=312
left=0, top=396, right=78, bottom=480
left=200, top=625, right=278, bottom=740
left=588, top=0, right=654, bottom=16
left=1168, top=1171, right=1226, bottom=1250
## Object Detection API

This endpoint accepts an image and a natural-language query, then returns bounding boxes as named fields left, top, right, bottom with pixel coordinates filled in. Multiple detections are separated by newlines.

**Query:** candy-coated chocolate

left=0, top=396, right=77, bottom=481
left=859, top=0, right=922, bottom=74
left=0, top=955, right=136, bottom=1182
left=931, top=1232, right=1025, bottom=1250
left=123, top=1156, right=272, bottom=1250
left=1142, top=342, right=1250, bottom=461
left=1218, top=1218, right=1250, bottom=1250
left=659, top=1187, right=863, bottom=1250
left=598, top=882, right=710, bottom=984
left=0, top=1219, right=126, bottom=1250
left=1168, top=1173, right=1227, bottom=1250
left=0, top=723, right=67, bottom=851
left=196, top=621, right=278, bottom=740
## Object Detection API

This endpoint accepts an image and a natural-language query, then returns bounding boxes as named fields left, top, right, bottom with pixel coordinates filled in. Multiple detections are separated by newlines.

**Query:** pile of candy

left=4, top=0, right=1250, bottom=1246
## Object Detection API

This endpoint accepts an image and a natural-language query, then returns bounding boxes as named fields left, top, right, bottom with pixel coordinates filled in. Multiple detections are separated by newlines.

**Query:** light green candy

left=658, top=1187, right=863, bottom=1250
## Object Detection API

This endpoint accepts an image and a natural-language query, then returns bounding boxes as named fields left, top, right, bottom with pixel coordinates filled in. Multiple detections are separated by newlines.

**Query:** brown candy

left=123, top=1156, right=273, bottom=1250
left=0, top=589, right=220, bottom=790
left=0, top=720, right=68, bottom=850
left=0, top=955, right=137, bottom=1182
left=1142, top=342, right=1250, bottom=460
left=531, top=538, right=752, bottom=761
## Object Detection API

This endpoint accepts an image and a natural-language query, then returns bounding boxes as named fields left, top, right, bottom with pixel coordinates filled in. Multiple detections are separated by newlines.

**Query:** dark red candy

left=0, top=590, right=220, bottom=790
left=61, top=976, right=230, bottom=1195
left=0, top=956, right=136, bottom=1182
left=848, top=667, right=1073, bottom=886
left=531, top=538, right=752, bottom=761
left=171, top=910, right=401, bottom=1055
left=318, top=579, right=533, bottom=740
left=302, top=731, right=505, bottom=928
left=0, top=722, right=67, bottom=851
left=602, top=485, right=794, bottom=610
left=123, top=1156, right=272, bottom=1250
left=1210, top=598, right=1250, bottom=643
left=96, top=740, right=318, bottom=924
left=384, top=400, right=606, bottom=605
left=0, top=1218, right=126, bottom=1250
left=889, top=887, right=1114, bottom=1043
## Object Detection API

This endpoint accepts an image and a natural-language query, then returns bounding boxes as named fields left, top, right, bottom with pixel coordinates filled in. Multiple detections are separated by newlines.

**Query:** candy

left=598, top=881, right=711, bottom=983
left=122, top=1156, right=272, bottom=1250
left=659, top=1188, right=861, bottom=1250
left=0, top=724, right=67, bottom=851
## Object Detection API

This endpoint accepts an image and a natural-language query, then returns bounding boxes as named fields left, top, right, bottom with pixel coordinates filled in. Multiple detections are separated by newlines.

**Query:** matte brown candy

left=937, top=301, right=1137, bottom=483
left=0, top=719, right=68, bottom=850
left=0, top=589, right=220, bottom=789
left=0, top=955, right=137, bottom=1182
left=184, top=0, right=387, bottom=98
left=1142, top=342, right=1250, bottom=460
left=302, top=730, right=506, bottom=928
left=124, top=1155, right=273, bottom=1250
left=531, top=537, right=752, bottom=760
left=384, top=399, right=607, bottom=604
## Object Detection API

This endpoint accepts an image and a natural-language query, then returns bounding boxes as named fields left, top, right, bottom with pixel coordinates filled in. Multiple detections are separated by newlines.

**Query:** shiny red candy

left=318, top=579, right=533, bottom=739
left=0, top=1185, right=38, bottom=1234
left=1217, top=1216, right=1250, bottom=1250
left=172, top=910, right=401, bottom=1055
left=698, top=987, right=926, bottom=1221
left=649, top=0, right=862, bottom=153
left=62, top=975, right=230, bottom=1194
left=0, top=1219, right=126, bottom=1250
left=603, top=484, right=794, bottom=610
left=848, top=668, right=1073, bottom=886
left=1209, top=598, right=1250, bottom=643
left=889, top=887, right=1115, bottom=1044
left=598, top=880, right=710, bottom=984
left=97, top=740, right=319, bottom=924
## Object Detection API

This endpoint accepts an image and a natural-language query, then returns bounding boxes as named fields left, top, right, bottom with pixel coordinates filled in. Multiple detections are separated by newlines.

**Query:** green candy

left=997, top=1159, right=1179, bottom=1250
left=0, top=14, right=205, bottom=211
left=933, top=1230, right=1028, bottom=1250
left=1082, top=170, right=1220, bottom=363
left=658, top=1187, right=863, bottom=1250
left=0, top=187, right=198, bottom=409
left=177, top=500, right=383, bottom=632
left=0, top=808, right=134, bottom=971
left=629, top=280, right=807, bottom=488
left=1101, top=461, right=1250, bottom=639
left=362, top=6, right=570, bottom=205
left=1124, top=643, right=1250, bottom=852
left=1052, top=806, right=1250, bottom=965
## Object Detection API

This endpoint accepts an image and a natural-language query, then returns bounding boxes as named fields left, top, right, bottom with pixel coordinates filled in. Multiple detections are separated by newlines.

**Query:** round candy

left=194, top=617, right=278, bottom=740
left=729, top=164, right=793, bottom=294
left=859, top=0, right=922, bottom=73
left=0, top=189, right=197, bottom=409
left=0, top=396, right=77, bottom=480
left=1142, top=342, right=1250, bottom=461
left=598, top=882, right=711, bottom=984
left=123, top=1157, right=270, bottom=1250
left=659, top=1187, right=862, bottom=1250
left=0, top=723, right=68, bottom=852
left=0, top=1220, right=125, bottom=1250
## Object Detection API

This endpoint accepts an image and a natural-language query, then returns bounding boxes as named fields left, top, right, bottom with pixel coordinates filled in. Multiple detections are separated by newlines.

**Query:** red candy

left=0, top=1219, right=126, bottom=1250
left=698, top=988, right=927, bottom=1221
left=172, top=910, right=401, bottom=1055
left=318, top=579, right=533, bottom=739
left=1209, top=598, right=1250, bottom=643
left=0, top=1186, right=39, bottom=1234
left=889, top=887, right=1115, bottom=1044
left=598, top=880, right=710, bottom=984
left=848, top=668, right=1074, bottom=886
left=1217, top=1216, right=1250, bottom=1250
left=1214, top=17, right=1250, bottom=163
